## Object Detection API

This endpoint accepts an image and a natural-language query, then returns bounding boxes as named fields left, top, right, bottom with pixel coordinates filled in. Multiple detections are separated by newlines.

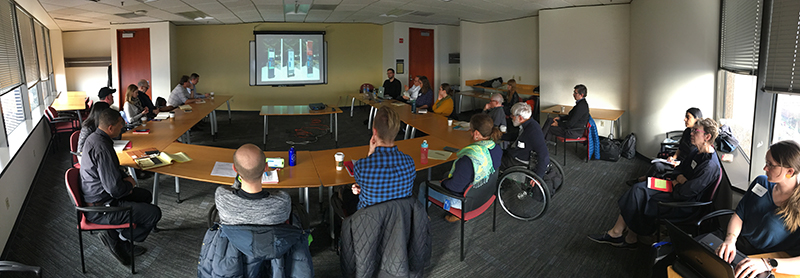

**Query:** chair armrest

left=76, top=206, right=132, bottom=213
left=425, top=181, right=465, bottom=201
left=70, top=151, right=81, bottom=157
left=696, top=209, right=735, bottom=226
left=0, top=261, right=41, bottom=274
left=657, top=200, right=712, bottom=208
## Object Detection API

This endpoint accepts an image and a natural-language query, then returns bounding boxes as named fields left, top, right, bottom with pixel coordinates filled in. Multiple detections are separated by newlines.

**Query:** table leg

left=152, top=173, right=159, bottom=206
left=350, top=96, right=355, bottom=117
left=77, top=112, right=83, bottom=123
left=458, top=94, right=463, bottom=114
left=227, top=100, right=232, bottom=124
left=609, top=120, right=615, bottom=139
left=318, top=185, right=323, bottom=207
left=329, top=187, right=334, bottom=241
left=616, top=118, right=621, bottom=139
left=209, top=110, right=215, bottom=139
left=335, top=113, right=338, bottom=144
left=175, top=176, right=182, bottom=203
left=404, top=124, right=411, bottom=140
left=304, top=187, right=310, bottom=213
left=411, top=127, right=416, bottom=138
left=263, top=115, right=268, bottom=146
left=428, top=168, right=432, bottom=181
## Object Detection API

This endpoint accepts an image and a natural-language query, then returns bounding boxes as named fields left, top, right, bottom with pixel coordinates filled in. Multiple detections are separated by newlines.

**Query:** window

left=718, top=70, right=757, bottom=158
left=34, top=21, right=47, bottom=81
left=773, top=94, right=800, bottom=143
left=0, top=0, right=21, bottom=93
left=1, top=87, right=23, bottom=135
left=26, top=82, right=36, bottom=108
left=15, top=7, right=36, bottom=86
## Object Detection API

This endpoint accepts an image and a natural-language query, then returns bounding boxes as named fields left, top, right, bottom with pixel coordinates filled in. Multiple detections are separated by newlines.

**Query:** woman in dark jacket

left=76, top=101, right=111, bottom=152
left=589, top=118, right=720, bottom=247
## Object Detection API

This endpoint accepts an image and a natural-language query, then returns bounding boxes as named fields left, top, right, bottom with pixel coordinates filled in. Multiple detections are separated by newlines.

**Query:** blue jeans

left=417, top=181, right=462, bottom=210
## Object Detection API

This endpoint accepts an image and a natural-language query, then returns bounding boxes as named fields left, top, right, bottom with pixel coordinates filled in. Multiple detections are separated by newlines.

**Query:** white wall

left=540, top=5, right=630, bottom=136
left=460, top=21, right=483, bottom=88
left=629, top=0, right=719, bottom=157
left=62, top=30, right=111, bottom=97
left=110, top=22, right=174, bottom=108
left=383, top=22, right=460, bottom=89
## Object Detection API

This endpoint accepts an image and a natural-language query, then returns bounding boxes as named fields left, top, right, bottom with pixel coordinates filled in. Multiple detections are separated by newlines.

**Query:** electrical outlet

left=5, top=197, right=9, bottom=210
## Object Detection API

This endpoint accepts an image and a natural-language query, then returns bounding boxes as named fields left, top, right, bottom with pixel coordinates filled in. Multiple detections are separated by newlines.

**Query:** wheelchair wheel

left=497, top=167, right=550, bottom=221
left=547, top=159, right=565, bottom=194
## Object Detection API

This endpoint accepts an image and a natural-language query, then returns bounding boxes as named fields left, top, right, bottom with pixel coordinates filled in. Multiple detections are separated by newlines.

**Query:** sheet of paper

left=195, top=99, right=206, bottom=104
left=154, top=112, right=170, bottom=120
left=210, top=162, right=236, bottom=177
left=428, top=150, right=452, bottom=160
left=262, top=170, right=279, bottom=184
left=112, top=140, right=130, bottom=152
left=161, top=152, right=192, bottom=163
left=179, top=105, right=192, bottom=110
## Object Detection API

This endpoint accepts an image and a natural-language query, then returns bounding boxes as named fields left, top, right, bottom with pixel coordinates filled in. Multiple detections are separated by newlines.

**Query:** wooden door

left=116, top=28, right=151, bottom=106
left=408, top=28, right=434, bottom=88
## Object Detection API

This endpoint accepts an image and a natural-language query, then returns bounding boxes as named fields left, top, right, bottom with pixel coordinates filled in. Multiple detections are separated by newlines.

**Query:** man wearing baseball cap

left=98, top=87, right=116, bottom=106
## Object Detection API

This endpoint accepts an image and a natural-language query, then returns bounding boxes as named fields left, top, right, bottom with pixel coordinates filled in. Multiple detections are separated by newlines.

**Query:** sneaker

left=444, top=215, right=460, bottom=223
left=98, top=232, right=130, bottom=265
left=587, top=233, right=625, bottom=246
left=119, top=241, right=147, bottom=257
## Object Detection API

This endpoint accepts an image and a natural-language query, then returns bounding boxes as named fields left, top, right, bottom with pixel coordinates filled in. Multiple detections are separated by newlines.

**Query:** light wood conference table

left=543, top=104, right=625, bottom=138
left=51, top=91, right=88, bottom=121
left=260, top=105, right=342, bottom=147
left=666, top=252, right=799, bottom=278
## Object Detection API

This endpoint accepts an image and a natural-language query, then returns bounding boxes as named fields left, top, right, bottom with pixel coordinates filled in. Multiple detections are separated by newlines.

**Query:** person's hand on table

left=204, top=93, right=211, bottom=98
left=351, top=183, right=361, bottom=195
left=402, top=95, right=410, bottom=100
left=675, top=174, right=688, bottom=185
left=734, top=257, right=771, bottom=278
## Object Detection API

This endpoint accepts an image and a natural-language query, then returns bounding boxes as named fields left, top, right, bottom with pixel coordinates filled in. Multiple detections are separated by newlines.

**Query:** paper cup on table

left=448, top=119, right=453, bottom=126
left=334, top=152, right=345, bottom=171
left=142, top=116, right=148, bottom=126
left=210, top=92, right=215, bottom=99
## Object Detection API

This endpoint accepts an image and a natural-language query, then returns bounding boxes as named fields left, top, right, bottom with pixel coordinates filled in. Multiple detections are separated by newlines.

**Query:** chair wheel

left=497, top=168, right=550, bottom=221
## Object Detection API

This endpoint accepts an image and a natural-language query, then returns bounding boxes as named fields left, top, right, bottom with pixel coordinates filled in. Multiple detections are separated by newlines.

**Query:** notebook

left=647, top=177, right=673, bottom=192
left=666, top=221, right=771, bottom=278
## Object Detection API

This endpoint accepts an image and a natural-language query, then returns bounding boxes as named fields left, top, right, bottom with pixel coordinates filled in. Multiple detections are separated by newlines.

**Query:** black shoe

left=99, top=232, right=130, bottom=265
left=626, top=179, right=639, bottom=186
left=588, top=233, right=625, bottom=246
left=119, top=241, right=147, bottom=256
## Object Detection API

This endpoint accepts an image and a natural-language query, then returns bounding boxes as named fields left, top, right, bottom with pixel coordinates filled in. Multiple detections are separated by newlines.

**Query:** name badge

left=691, top=160, right=698, bottom=169
left=443, top=199, right=451, bottom=211
left=752, top=183, right=768, bottom=197
left=517, top=141, right=526, bottom=149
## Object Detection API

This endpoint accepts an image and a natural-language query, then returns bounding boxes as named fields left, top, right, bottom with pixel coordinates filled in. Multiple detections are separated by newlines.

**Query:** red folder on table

left=343, top=160, right=355, bottom=177
left=647, top=177, right=673, bottom=192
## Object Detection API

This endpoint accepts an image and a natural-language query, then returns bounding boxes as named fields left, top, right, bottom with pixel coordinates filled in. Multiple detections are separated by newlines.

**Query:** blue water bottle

left=411, top=99, right=417, bottom=113
left=288, top=146, right=296, bottom=166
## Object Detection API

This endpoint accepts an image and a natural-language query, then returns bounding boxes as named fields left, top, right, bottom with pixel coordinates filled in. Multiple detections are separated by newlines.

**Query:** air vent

left=410, top=11, right=434, bottom=17
left=380, top=9, right=414, bottom=17
left=54, top=18, right=92, bottom=24
left=177, top=11, right=210, bottom=20
left=311, top=4, right=337, bottom=11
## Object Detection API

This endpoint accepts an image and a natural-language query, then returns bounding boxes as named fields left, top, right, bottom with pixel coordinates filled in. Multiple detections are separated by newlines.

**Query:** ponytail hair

left=470, top=113, right=502, bottom=142
left=489, top=126, right=502, bottom=142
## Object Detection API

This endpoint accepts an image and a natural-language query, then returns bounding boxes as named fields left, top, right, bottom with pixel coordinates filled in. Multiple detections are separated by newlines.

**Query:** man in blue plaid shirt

left=350, top=106, right=416, bottom=210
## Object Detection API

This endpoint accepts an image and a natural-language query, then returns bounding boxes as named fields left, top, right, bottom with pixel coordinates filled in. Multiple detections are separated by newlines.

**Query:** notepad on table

left=428, top=150, right=452, bottom=160
left=179, top=105, right=192, bottom=110
left=113, top=140, right=131, bottom=152
left=210, top=162, right=236, bottom=177
left=154, top=112, right=170, bottom=120
left=195, top=99, right=206, bottom=104
left=132, top=151, right=192, bottom=170
left=647, top=177, right=673, bottom=192
left=343, top=160, right=356, bottom=177
left=262, top=170, right=279, bottom=184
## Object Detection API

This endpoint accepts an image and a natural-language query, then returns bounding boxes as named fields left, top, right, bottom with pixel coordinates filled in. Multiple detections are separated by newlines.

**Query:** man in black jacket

left=502, top=102, right=549, bottom=178
left=382, top=68, right=403, bottom=101
left=542, top=84, right=590, bottom=140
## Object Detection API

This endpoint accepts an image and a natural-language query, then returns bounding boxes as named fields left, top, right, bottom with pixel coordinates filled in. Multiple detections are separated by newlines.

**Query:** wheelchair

left=497, top=151, right=564, bottom=221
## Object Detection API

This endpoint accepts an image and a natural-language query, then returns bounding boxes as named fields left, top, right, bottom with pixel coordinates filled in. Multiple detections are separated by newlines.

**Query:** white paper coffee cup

left=334, top=152, right=344, bottom=171
left=448, top=119, right=453, bottom=126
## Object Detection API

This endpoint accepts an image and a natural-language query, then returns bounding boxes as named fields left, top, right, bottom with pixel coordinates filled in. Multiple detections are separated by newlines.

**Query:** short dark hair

left=574, top=84, right=587, bottom=97
left=179, top=75, right=190, bottom=85
left=190, top=73, right=200, bottom=80
left=686, top=107, right=702, bottom=119
left=440, top=83, right=453, bottom=96
left=82, top=101, right=111, bottom=129
left=387, top=68, right=394, bottom=73
left=373, top=107, right=400, bottom=143
left=97, top=106, right=122, bottom=128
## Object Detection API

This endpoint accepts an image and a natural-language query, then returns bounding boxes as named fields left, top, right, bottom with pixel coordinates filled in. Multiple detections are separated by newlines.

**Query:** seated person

left=588, top=118, right=720, bottom=247
left=189, top=73, right=206, bottom=99
left=97, top=87, right=116, bottom=106
left=501, top=103, right=549, bottom=179
left=542, top=84, right=590, bottom=140
left=402, top=76, right=421, bottom=101
left=382, top=68, right=403, bottom=101
left=627, top=107, right=702, bottom=185
left=502, top=79, right=521, bottom=116
left=77, top=101, right=111, bottom=153
left=431, top=83, right=454, bottom=116
left=717, top=140, right=800, bottom=278
left=80, top=108, right=162, bottom=265
left=412, top=76, right=434, bottom=109
left=136, top=79, right=161, bottom=118
left=343, top=107, right=416, bottom=214
left=123, top=84, right=149, bottom=125
left=483, top=93, right=507, bottom=128
left=417, top=113, right=503, bottom=222
left=168, top=75, right=208, bottom=107
left=215, top=143, right=291, bottom=226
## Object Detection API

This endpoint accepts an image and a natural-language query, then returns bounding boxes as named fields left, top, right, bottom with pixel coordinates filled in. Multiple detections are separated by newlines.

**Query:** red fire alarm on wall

left=399, top=38, right=403, bottom=43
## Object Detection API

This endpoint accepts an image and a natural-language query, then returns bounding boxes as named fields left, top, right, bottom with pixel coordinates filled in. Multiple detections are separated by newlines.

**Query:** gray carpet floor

left=1, top=106, right=654, bottom=277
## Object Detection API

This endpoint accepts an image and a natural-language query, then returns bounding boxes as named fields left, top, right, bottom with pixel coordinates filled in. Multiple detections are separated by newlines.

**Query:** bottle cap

left=421, top=140, right=428, bottom=148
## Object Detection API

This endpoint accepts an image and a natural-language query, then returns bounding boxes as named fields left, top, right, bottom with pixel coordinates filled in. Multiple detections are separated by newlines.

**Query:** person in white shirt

left=402, top=76, right=422, bottom=101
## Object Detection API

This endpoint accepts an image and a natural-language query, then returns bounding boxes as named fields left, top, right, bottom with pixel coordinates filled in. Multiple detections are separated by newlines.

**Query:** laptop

left=666, top=221, right=772, bottom=278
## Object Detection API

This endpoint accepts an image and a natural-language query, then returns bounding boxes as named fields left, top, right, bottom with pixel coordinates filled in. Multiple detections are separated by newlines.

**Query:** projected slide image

left=257, top=37, right=321, bottom=83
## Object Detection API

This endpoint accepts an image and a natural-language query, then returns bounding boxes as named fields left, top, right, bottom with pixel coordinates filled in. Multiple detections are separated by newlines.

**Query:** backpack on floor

left=620, top=133, right=637, bottom=159
left=599, top=136, right=621, bottom=162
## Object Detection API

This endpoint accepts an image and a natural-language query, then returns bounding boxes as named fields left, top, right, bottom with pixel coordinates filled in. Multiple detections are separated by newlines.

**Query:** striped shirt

left=354, top=146, right=416, bottom=210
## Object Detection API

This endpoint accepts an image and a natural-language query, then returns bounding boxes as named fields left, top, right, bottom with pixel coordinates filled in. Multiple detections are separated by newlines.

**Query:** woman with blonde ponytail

left=717, top=140, right=800, bottom=277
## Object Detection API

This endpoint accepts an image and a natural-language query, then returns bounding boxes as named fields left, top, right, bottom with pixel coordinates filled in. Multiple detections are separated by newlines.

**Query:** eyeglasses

left=691, top=128, right=705, bottom=134
left=765, top=162, right=784, bottom=168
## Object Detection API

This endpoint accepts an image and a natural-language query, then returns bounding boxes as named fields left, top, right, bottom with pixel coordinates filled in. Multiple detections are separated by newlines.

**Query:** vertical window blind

left=15, top=7, right=36, bottom=86
left=0, top=0, right=20, bottom=95
left=764, top=0, right=800, bottom=94
left=34, top=21, right=47, bottom=80
left=719, top=0, right=763, bottom=74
